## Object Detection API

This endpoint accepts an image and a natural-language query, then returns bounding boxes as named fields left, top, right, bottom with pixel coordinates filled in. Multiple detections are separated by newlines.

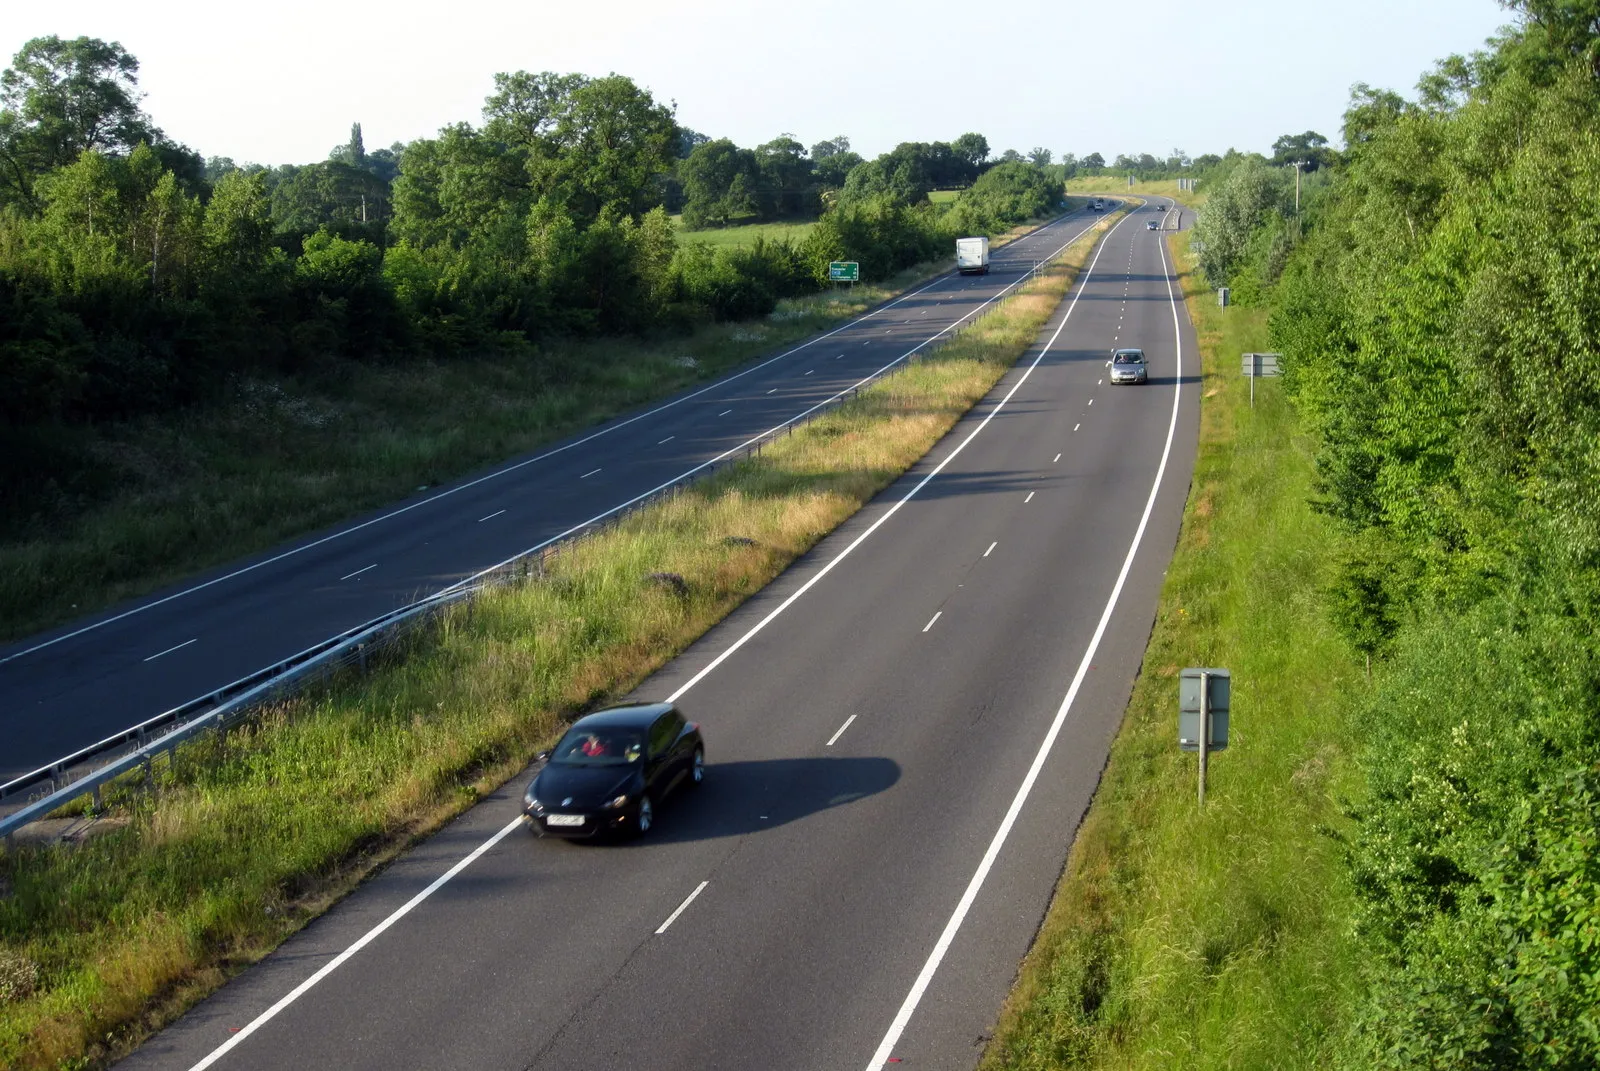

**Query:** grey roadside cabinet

left=1179, top=667, right=1230, bottom=806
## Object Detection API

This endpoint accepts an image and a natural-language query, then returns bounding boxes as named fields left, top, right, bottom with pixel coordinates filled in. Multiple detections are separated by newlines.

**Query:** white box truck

left=956, top=236, right=990, bottom=275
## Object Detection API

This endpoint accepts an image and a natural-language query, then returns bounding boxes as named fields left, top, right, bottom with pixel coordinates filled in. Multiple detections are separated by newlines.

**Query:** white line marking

left=143, top=638, right=197, bottom=662
left=1053, top=453, right=1061, bottom=463
left=477, top=510, right=506, bottom=523
left=861, top=208, right=1185, bottom=1071
left=767, top=389, right=779, bottom=394
left=657, top=436, right=674, bottom=445
left=719, top=409, right=733, bottom=416
left=922, top=611, right=942, bottom=633
left=984, top=542, right=997, bottom=557
left=183, top=817, right=524, bottom=1071
left=339, top=564, right=378, bottom=580
left=1024, top=491, right=1035, bottom=503
left=580, top=468, right=601, bottom=479
left=826, top=715, right=858, bottom=746
left=1074, top=423, right=1081, bottom=431
left=656, top=881, right=709, bottom=934
left=1098, top=379, right=1104, bottom=385
left=805, top=370, right=815, bottom=376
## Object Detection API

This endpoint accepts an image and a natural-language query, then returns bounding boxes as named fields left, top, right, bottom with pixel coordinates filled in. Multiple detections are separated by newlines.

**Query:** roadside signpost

left=1179, top=667, right=1230, bottom=807
left=1240, top=351, right=1281, bottom=408
left=828, top=261, right=860, bottom=286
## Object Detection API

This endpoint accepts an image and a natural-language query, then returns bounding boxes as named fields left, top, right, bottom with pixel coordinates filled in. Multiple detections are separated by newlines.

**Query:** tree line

left=0, top=36, right=1067, bottom=454
left=1194, top=2, right=1600, bottom=1064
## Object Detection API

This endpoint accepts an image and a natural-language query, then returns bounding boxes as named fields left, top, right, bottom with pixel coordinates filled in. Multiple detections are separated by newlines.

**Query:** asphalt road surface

left=117, top=198, right=1199, bottom=1071
left=0, top=207, right=1118, bottom=780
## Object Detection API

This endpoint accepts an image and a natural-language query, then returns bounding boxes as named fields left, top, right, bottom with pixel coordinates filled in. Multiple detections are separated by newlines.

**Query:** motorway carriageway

left=118, top=199, right=1199, bottom=1071
left=0, top=206, right=1124, bottom=780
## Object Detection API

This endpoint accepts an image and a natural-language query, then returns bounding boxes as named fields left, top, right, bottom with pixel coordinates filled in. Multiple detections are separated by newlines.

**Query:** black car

left=523, top=703, right=704, bottom=839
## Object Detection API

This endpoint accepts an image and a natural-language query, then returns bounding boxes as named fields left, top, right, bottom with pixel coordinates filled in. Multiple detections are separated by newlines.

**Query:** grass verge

left=670, top=216, right=818, bottom=248
left=0, top=210, right=1062, bottom=644
left=978, top=231, right=1363, bottom=1069
left=0, top=210, right=1125, bottom=1071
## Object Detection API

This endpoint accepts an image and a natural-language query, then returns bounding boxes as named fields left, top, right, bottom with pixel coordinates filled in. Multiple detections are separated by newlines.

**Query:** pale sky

left=9, top=0, right=1512, bottom=167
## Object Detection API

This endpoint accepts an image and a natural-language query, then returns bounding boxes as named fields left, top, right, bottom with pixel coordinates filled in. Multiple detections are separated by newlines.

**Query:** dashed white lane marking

left=656, top=881, right=710, bottom=935
left=657, top=436, right=674, bottom=445
left=805, top=370, right=815, bottom=376
left=826, top=715, right=858, bottom=747
left=984, top=542, right=997, bottom=557
left=1088, top=399, right=1094, bottom=406
left=477, top=510, right=506, bottom=523
left=143, top=638, right=197, bottom=662
left=767, top=389, right=779, bottom=394
left=719, top=409, right=733, bottom=416
left=1053, top=453, right=1061, bottom=463
left=863, top=203, right=1187, bottom=1071
left=1074, top=423, right=1081, bottom=431
left=339, top=563, right=378, bottom=580
left=1024, top=491, right=1035, bottom=503
left=922, top=611, right=942, bottom=633
left=580, top=468, right=602, bottom=479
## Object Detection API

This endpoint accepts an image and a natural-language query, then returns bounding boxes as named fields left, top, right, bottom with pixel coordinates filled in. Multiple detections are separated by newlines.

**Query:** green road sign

left=828, top=261, right=860, bottom=282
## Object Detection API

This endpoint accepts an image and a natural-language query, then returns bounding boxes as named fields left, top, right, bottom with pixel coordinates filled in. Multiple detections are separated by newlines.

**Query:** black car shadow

left=547, top=755, right=901, bottom=847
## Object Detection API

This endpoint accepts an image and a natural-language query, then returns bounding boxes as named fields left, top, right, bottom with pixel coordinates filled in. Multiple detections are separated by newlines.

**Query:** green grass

left=0, top=211, right=1126, bottom=1071
left=670, top=216, right=817, bottom=247
left=979, top=232, right=1364, bottom=1069
left=928, top=189, right=960, bottom=204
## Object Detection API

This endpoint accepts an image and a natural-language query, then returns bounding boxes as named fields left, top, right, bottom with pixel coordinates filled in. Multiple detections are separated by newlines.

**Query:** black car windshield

left=551, top=727, right=644, bottom=766
left=1114, top=353, right=1143, bottom=363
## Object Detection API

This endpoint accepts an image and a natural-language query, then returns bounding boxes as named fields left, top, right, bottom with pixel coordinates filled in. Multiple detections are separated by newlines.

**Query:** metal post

left=1198, top=670, right=1210, bottom=808
left=1250, top=366, right=1255, bottom=409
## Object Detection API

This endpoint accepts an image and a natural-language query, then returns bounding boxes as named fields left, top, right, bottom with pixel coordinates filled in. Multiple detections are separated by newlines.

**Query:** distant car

left=523, top=703, right=704, bottom=839
left=1147, top=220, right=1160, bottom=230
left=1107, top=348, right=1149, bottom=384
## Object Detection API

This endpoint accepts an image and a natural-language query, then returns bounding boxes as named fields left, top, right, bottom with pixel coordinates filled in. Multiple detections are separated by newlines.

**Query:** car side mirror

left=1106, top=360, right=1112, bottom=367
left=536, top=750, right=551, bottom=763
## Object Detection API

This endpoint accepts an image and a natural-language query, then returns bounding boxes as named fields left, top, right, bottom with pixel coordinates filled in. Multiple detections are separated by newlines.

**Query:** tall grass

left=0, top=212, right=1124, bottom=1071
left=980, top=230, right=1363, bottom=1069
left=671, top=216, right=818, bottom=248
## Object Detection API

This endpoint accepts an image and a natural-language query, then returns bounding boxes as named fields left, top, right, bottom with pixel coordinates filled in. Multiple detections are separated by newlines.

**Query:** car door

left=648, top=710, right=689, bottom=796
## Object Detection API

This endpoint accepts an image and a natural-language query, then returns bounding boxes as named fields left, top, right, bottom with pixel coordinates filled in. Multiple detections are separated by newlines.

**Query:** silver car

left=1107, top=348, right=1148, bottom=384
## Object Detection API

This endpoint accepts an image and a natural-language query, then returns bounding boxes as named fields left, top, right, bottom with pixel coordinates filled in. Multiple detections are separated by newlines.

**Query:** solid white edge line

left=186, top=816, right=526, bottom=1071
left=655, top=880, right=710, bottom=935
left=921, top=611, right=942, bottom=633
left=860, top=218, right=1186, bottom=1071
left=169, top=210, right=1114, bottom=1071
left=6, top=215, right=1083, bottom=666
left=826, top=714, right=858, bottom=747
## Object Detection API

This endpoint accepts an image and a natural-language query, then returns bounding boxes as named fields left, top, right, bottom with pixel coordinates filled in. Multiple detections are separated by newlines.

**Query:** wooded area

left=0, top=37, right=1066, bottom=543
left=1194, top=2, right=1600, bottom=1062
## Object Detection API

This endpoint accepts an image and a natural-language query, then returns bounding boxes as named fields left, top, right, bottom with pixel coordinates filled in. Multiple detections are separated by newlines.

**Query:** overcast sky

left=10, top=0, right=1512, bottom=166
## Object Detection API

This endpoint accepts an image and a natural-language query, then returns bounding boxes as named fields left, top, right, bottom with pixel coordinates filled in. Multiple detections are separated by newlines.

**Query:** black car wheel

left=635, top=795, right=654, bottom=835
left=690, top=747, right=705, bottom=786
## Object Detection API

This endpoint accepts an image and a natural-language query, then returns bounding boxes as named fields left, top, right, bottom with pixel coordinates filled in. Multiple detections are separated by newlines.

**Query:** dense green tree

left=951, top=132, right=989, bottom=171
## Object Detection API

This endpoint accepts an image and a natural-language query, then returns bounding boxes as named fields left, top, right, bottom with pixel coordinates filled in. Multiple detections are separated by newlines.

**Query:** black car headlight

left=602, top=794, right=631, bottom=810
left=524, top=791, right=545, bottom=813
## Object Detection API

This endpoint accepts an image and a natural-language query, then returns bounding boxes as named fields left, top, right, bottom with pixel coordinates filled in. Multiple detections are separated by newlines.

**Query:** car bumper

left=522, top=806, right=636, bottom=838
left=1110, top=373, right=1147, bottom=384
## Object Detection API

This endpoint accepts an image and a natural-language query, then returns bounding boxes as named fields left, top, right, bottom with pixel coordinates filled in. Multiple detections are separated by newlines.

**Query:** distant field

left=1065, top=176, right=1202, bottom=207
left=671, top=216, right=817, bottom=248
left=927, top=189, right=960, bottom=204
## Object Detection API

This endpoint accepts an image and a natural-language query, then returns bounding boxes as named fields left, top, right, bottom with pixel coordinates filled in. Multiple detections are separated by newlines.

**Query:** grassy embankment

left=1064, top=176, right=1200, bottom=207
left=0, top=209, right=1125, bottom=1071
left=670, top=216, right=817, bottom=247
left=0, top=212, right=1060, bottom=645
left=980, top=230, right=1365, bottom=1068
